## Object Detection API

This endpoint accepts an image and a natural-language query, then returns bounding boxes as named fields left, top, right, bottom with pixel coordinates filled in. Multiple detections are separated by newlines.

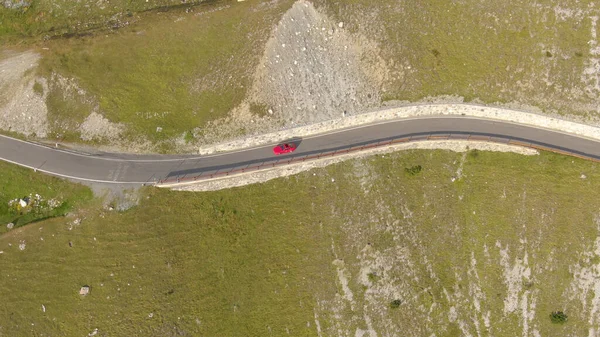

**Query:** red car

left=273, top=143, right=297, bottom=155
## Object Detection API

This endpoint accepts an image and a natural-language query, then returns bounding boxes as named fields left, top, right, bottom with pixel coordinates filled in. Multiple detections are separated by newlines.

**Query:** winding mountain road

left=1, top=114, right=600, bottom=186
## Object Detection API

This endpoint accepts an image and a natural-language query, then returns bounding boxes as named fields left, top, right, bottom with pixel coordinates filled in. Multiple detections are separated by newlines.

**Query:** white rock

left=6, top=223, right=14, bottom=229
left=338, top=22, right=344, bottom=28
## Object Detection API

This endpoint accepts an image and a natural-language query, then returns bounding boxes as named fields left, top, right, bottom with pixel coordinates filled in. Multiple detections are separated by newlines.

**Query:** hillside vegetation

left=1, top=150, right=600, bottom=336
left=0, top=0, right=212, bottom=39
left=3, top=0, right=600, bottom=153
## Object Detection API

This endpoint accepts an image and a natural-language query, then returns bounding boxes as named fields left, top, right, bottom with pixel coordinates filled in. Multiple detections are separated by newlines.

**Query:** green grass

left=0, top=176, right=341, bottom=336
left=317, top=0, right=596, bottom=117
left=6, top=0, right=599, bottom=150
left=45, top=82, right=93, bottom=143
left=318, top=150, right=600, bottom=336
left=249, top=102, right=271, bottom=118
left=1, top=150, right=600, bottom=335
left=0, top=0, right=213, bottom=41
left=34, top=0, right=293, bottom=146
left=0, top=161, right=93, bottom=232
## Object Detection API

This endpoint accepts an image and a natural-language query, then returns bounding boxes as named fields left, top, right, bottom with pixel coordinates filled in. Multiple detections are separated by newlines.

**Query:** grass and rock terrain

left=3, top=0, right=600, bottom=152
left=1, top=149, right=600, bottom=336
left=0, top=160, right=92, bottom=233
left=4, top=1, right=600, bottom=335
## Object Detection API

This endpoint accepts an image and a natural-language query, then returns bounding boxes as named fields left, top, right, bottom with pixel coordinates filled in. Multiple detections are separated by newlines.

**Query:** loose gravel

left=0, top=51, right=48, bottom=137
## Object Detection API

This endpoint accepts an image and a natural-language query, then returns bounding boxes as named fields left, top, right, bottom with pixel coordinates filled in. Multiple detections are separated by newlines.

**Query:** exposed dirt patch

left=79, top=112, right=125, bottom=142
left=198, top=0, right=387, bottom=145
left=568, top=216, right=600, bottom=337
left=0, top=50, right=48, bottom=137
left=249, top=0, right=383, bottom=122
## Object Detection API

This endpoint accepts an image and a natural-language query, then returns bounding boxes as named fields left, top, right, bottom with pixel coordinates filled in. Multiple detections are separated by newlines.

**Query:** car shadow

left=278, top=137, right=303, bottom=148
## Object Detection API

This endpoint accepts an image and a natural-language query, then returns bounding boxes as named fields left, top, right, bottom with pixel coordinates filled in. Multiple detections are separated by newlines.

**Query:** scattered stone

left=2, top=0, right=31, bottom=9
left=42, top=304, right=46, bottom=313
left=148, top=313, right=154, bottom=318
left=79, top=112, right=125, bottom=142
left=6, top=223, right=14, bottom=229
left=581, top=174, right=587, bottom=179
left=0, top=51, right=48, bottom=138
left=239, top=0, right=382, bottom=131
left=88, top=328, right=98, bottom=336
left=18, top=241, right=25, bottom=251
left=156, top=126, right=163, bottom=133
left=79, top=285, right=90, bottom=296
left=338, top=22, right=344, bottom=28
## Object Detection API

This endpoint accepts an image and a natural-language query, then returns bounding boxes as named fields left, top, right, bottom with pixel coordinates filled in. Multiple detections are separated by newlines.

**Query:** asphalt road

left=1, top=115, right=600, bottom=185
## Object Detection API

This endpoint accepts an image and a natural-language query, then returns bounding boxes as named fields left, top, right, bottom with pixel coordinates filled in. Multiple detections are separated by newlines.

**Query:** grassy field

left=2, top=0, right=600, bottom=151
left=0, top=167, right=341, bottom=336
left=0, top=161, right=93, bottom=233
left=0, top=0, right=214, bottom=41
left=316, top=0, right=596, bottom=117
left=35, top=0, right=293, bottom=150
left=1, top=149, right=600, bottom=336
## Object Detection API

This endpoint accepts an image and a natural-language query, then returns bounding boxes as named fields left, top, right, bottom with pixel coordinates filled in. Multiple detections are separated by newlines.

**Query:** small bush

left=184, top=130, right=195, bottom=143
left=550, top=311, right=568, bottom=324
left=404, top=165, right=422, bottom=176
left=249, top=103, right=270, bottom=117
left=367, top=272, right=378, bottom=282
left=33, top=81, right=44, bottom=96
left=390, top=299, right=402, bottom=309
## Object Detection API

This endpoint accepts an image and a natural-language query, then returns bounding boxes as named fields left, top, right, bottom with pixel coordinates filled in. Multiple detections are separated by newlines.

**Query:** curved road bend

left=1, top=116, right=600, bottom=185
